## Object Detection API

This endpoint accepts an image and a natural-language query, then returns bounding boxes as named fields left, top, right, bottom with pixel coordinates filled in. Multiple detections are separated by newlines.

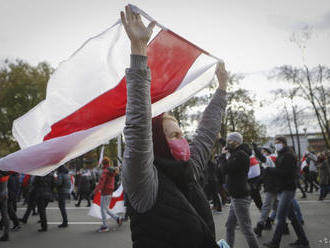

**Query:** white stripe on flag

left=0, top=6, right=221, bottom=175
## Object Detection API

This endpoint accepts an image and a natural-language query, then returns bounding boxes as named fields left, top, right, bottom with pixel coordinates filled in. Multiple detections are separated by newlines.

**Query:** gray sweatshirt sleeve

left=189, top=89, right=227, bottom=182
left=121, top=55, right=158, bottom=213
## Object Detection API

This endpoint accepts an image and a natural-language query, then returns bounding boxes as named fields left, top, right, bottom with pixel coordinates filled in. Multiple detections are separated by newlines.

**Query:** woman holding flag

left=121, top=5, right=228, bottom=248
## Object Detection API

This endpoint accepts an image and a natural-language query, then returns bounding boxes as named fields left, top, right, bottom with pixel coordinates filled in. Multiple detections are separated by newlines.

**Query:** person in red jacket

left=93, top=157, right=122, bottom=232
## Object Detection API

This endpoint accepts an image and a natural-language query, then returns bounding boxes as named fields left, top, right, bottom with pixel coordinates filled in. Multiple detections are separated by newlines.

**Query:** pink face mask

left=167, top=138, right=191, bottom=161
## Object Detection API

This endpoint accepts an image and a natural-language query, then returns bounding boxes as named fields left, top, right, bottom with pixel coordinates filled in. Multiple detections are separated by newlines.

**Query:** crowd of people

left=0, top=158, right=124, bottom=241
left=0, top=6, right=330, bottom=248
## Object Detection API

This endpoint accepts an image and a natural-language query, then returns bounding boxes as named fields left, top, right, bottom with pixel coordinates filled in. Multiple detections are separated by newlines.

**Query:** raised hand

left=120, top=5, right=156, bottom=56
left=215, top=62, right=228, bottom=91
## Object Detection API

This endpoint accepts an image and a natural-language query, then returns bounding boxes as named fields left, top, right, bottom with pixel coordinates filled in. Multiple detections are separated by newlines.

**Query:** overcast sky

left=1, top=0, right=329, bottom=136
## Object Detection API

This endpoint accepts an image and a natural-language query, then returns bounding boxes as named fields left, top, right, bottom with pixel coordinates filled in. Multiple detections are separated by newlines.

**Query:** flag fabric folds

left=248, top=155, right=261, bottom=179
left=88, top=184, right=125, bottom=219
left=0, top=5, right=221, bottom=175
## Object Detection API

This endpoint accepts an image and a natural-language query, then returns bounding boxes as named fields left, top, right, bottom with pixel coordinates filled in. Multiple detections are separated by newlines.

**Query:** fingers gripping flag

left=0, top=5, right=221, bottom=175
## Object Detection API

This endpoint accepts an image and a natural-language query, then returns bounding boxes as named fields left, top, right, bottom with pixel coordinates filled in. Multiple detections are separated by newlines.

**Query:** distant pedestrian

left=218, top=132, right=259, bottom=248
left=317, top=152, right=330, bottom=200
left=306, top=150, right=319, bottom=193
left=7, top=172, right=21, bottom=231
left=93, top=157, right=122, bottom=232
left=264, top=136, right=309, bottom=248
left=34, top=174, right=54, bottom=232
left=75, top=168, right=92, bottom=207
left=0, top=170, right=10, bottom=241
left=55, top=165, right=71, bottom=228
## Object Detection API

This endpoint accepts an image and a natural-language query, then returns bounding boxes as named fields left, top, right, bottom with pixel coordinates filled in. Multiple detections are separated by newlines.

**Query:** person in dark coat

left=19, top=176, right=38, bottom=224
left=317, top=152, right=330, bottom=200
left=253, top=145, right=278, bottom=237
left=218, top=133, right=259, bottom=248
left=264, top=136, right=309, bottom=248
left=55, top=165, right=71, bottom=227
left=7, top=173, right=21, bottom=231
left=206, top=160, right=222, bottom=212
left=120, top=6, right=228, bottom=247
left=0, top=170, right=10, bottom=241
left=33, top=174, right=54, bottom=232
left=75, top=169, right=92, bottom=207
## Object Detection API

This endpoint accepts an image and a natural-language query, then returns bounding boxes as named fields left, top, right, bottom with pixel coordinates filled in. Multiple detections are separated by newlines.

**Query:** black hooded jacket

left=218, top=144, right=250, bottom=198
left=267, top=146, right=297, bottom=192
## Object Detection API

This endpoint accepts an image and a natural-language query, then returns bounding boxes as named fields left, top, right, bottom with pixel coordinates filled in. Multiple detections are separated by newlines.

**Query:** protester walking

left=206, top=160, right=222, bottom=212
left=7, top=172, right=21, bottom=231
left=19, top=176, right=38, bottom=224
left=0, top=171, right=10, bottom=241
left=218, top=133, right=259, bottom=248
left=306, top=151, right=319, bottom=193
left=75, top=169, right=92, bottom=207
left=317, top=152, right=330, bottom=200
left=120, top=5, right=228, bottom=247
left=34, top=174, right=54, bottom=232
left=93, top=157, right=122, bottom=232
left=55, top=165, right=71, bottom=228
left=264, top=136, right=309, bottom=248
left=253, top=146, right=278, bottom=237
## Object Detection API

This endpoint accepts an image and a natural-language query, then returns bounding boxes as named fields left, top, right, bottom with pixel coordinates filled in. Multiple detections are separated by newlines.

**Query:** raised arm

left=190, top=63, right=228, bottom=183
left=120, top=6, right=158, bottom=213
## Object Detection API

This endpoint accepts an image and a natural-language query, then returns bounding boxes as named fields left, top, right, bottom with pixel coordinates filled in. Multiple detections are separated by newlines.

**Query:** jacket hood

left=239, top=143, right=252, bottom=156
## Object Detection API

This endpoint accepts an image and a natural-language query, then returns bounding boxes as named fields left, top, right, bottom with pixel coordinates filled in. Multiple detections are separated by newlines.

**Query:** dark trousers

left=8, top=198, right=19, bottom=226
left=76, top=192, right=90, bottom=206
left=58, top=193, right=68, bottom=223
left=309, top=172, right=319, bottom=192
left=209, top=182, right=222, bottom=211
left=272, top=191, right=308, bottom=246
left=37, top=198, right=48, bottom=230
left=250, top=188, right=263, bottom=210
left=297, top=179, right=306, bottom=197
left=22, top=197, right=37, bottom=222
left=320, top=184, right=328, bottom=199
left=303, top=173, right=310, bottom=192
left=0, top=197, right=9, bottom=236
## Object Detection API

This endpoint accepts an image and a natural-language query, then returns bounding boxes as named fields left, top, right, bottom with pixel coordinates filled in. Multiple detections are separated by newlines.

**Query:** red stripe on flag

left=93, top=191, right=101, bottom=205
left=93, top=191, right=124, bottom=209
left=270, top=155, right=277, bottom=163
left=0, top=176, right=9, bottom=182
left=250, top=156, right=259, bottom=166
left=44, top=30, right=202, bottom=141
left=109, top=192, right=124, bottom=208
left=22, top=175, right=31, bottom=187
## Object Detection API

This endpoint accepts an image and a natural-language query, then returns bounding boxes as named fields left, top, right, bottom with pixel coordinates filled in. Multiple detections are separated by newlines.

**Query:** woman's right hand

left=120, top=5, right=156, bottom=56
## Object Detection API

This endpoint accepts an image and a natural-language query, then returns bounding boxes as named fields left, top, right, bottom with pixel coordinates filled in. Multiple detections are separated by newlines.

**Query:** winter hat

left=226, top=132, right=243, bottom=145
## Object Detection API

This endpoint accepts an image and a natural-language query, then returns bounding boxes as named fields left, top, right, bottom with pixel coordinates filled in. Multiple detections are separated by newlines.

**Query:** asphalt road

left=1, top=191, right=330, bottom=248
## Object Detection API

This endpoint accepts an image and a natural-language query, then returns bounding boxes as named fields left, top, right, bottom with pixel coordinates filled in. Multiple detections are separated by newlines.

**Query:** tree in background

left=270, top=85, right=305, bottom=159
left=273, top=65, right=330, bottom=149
left=0, top=59, right=53, bottom=156
left=221, top=73, right=266, bottom=144
left=171, top=72, right=266, bottom=153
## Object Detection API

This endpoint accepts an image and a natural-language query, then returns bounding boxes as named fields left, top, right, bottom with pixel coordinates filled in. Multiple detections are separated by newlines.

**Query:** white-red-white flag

left=0, top=5, right=221, bottom=175
left=248, top=155, right=261, bottom=179
left=300, top=153, right=308, bottom=173
left=88, top=184, right=125, bottom=219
